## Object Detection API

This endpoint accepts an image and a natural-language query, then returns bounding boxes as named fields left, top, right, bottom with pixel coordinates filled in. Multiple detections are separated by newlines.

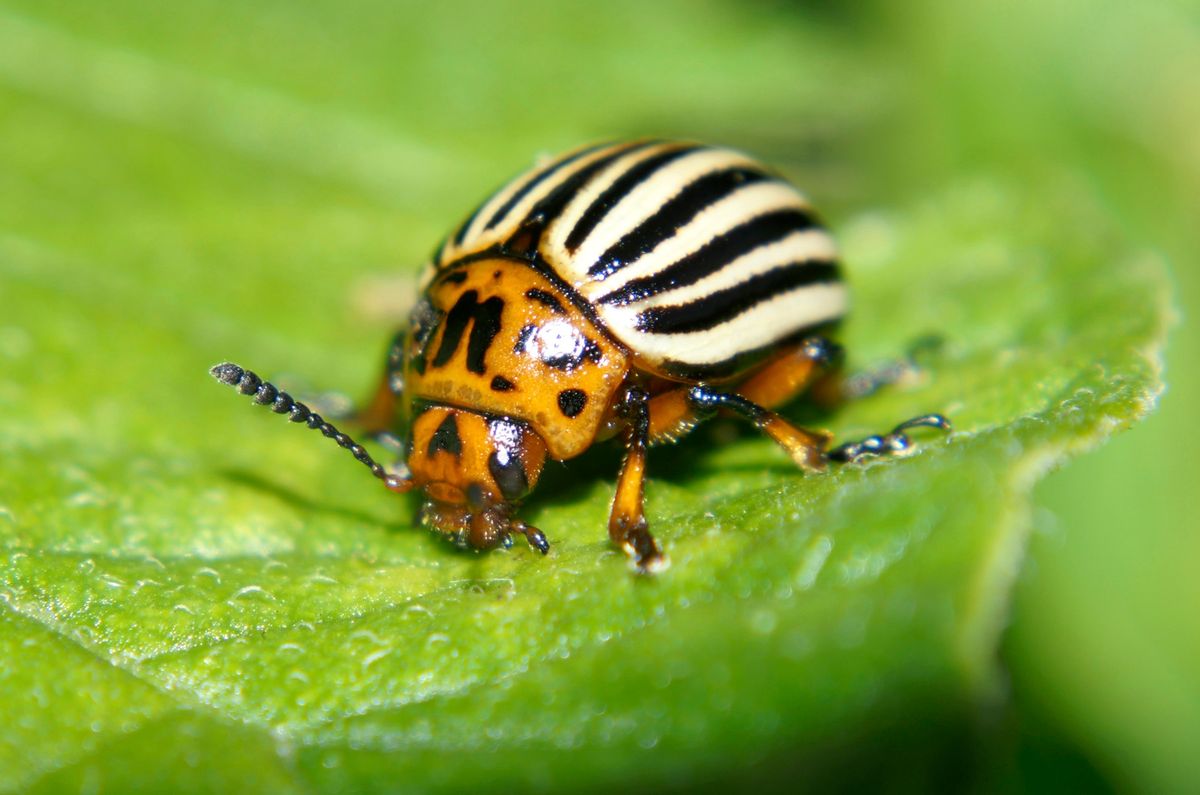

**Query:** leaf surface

left=0, top=2, right=1169, bottom=792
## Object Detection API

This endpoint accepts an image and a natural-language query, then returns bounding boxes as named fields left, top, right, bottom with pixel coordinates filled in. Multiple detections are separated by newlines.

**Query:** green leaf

left=0, top=2, right=1169, bottom=792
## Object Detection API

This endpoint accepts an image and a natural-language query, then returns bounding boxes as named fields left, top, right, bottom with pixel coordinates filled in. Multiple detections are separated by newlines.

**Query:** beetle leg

left=827, top=414, right=951, bottom=463
left=645, top=337, right=839, bottom=444
left=609, top=387, right=667, bottom=572
left=686, top=387, right=830, bottom=472
left=513, top=520, right=550, bottom=555
left=735, top=336, right=842, bottom=409
left=812, top=334, right=944, bottom=407
left=353, top=329, right=407, bottom=436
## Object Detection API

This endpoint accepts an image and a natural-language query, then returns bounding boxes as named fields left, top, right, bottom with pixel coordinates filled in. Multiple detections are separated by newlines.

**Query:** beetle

left=211, top=140, right=948, bottom=571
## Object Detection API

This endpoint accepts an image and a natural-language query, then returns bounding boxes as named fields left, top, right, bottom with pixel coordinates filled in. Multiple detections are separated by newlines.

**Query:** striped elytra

left=429, top=140, right=847, bottom=379
left=212, top=140, right=950, bottom=572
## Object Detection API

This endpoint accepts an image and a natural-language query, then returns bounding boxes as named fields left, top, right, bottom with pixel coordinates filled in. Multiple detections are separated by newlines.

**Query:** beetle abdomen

left=433, top=141, right=846, bottom=379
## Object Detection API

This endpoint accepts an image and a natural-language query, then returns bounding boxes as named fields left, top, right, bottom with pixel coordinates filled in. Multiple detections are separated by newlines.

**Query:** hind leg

left=645, top=335, right=947, bottom=467
left=645, top=337, right=840, bottom=447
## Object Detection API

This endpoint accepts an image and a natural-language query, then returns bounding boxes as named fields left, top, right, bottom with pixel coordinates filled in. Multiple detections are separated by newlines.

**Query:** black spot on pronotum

left=524, top=288, right=566, bottom=314
left=488, top=451, right=529, bottom=501
left=557, top=389, right=588, bottom=418
left=490, top=375, right=515, bottom=392
left=513, top=324, right=537, bottom=354
left=427, top=413, right=462, bottom=457
left=541, top=334, right=603, bottom=372
left=432, top=290, right=505, bottom=375
left=443, top=271, right=468, bottom=285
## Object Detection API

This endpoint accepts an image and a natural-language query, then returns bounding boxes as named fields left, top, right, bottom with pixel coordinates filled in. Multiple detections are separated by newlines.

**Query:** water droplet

left=227, top=585, right=275, bottom=603
left=193, top=567, right=221, bottom=585
left=794, top=535, right=833, bottom=590
left=350, top=629, right=385, bottom=645
left=362, top=648, right=392, bottom=669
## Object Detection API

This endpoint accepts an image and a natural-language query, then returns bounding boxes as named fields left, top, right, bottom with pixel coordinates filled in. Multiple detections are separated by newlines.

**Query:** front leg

left=609, top=386, right=667, bottom=572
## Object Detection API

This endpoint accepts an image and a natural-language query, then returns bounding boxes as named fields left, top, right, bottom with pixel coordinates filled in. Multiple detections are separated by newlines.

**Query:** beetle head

left=405, top=406, right=547, bottom=551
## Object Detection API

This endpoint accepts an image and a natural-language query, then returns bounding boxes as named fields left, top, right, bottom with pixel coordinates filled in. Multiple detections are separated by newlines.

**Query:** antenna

left=209, top=362, right=410, bottom=492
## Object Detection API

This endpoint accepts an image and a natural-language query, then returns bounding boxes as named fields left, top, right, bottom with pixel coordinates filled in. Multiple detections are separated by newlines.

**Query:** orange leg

left=646, top=337, right=840, bottom=457
left=735, top=337, right=841, bottom=410
left=354, top=330, right=407, bottom=436
left=683, top=388, right=830, bottom=472
left=647, top=334, right=948, bottom=468
left=608, top=388, right=666, bottom=572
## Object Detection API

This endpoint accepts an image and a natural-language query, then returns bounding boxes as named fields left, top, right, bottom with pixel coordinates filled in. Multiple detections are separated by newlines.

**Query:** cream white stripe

left=451, top=167, right=544, bottom=255
left=562, top=148, right=766, bottom=284
left=622, top=229, right=837, bottom=311
left=446, top=142, right=631, bottom=261
left=544, top=142, right=684, bottom=256
left=494, top=142, right=635, bottom=232
left=575, top=181, right=810, bottom=297
left=603, top=283, right=848, bottom=367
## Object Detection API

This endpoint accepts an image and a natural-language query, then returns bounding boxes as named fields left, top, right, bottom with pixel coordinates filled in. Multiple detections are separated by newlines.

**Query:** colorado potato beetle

left=212, top=140, right=948, bottom=571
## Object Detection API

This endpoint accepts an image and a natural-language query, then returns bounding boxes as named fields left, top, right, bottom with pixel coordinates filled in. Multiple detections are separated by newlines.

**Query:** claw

left=515, top=522, right=550, bottom=555
left=828, top=413, right=951, bottom=463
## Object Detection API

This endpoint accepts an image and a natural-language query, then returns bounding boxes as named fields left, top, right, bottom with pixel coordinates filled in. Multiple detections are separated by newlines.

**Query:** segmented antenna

left=209, top=362, right=408, bottom=491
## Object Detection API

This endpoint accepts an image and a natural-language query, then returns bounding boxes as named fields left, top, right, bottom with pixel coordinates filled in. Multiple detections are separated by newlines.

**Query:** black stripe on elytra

left=509, top=142, right=654, bottom=247
left=563, top=145, right=699, bottom=253
left=482, top=142, right=610, bottom=232
left=451, top=195, right=490, bottom=247
left=587, top=167, right=772, bottom=280
left=490, top=375, right=515, bottom=392
left=430, top=290, right=506, bottom=375
left=430, top=236, right=448, bottom=266
left=634, top=262, right=842, bottom=335
left=427, top=413, right=462, bottom=457
left=597, top=208, right=822, bottom=306
left=655, top=321, right=842, bottom=381
left=523, top=288, right=566, bottom=314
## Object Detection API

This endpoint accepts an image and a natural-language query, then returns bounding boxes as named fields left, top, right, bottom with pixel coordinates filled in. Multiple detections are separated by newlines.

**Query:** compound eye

left=408, top=297, right=442, bottom=359
left=487, top=419, right=531, bottom=501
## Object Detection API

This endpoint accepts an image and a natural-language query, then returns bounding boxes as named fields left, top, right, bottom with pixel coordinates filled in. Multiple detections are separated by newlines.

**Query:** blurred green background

left=0, top=0, right=1196, bottom=791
